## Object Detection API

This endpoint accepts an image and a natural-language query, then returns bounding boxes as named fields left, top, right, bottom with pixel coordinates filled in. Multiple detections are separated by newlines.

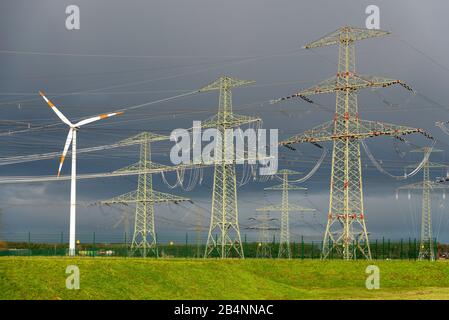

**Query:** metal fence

left=1, top=232, right=447, bottom=259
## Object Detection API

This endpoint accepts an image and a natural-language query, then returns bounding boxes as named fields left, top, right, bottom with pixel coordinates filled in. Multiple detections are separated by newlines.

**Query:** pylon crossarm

left=100, top=190, right=189, bottom=205
left=397, top=182, right=426, bottom=191
left=100, top=190, right=138, bottom=205
left=297, top=75, right=407, bottom=96
left=357, top=119, right=422, bottom=138
left=303, top=26, right=390, bottom=49
left=113, top=161, right=172, bottom=173
left=151, top=190, right=190, bottom=203
left=281, top=119, right=422, bottom=145
left=201, top=113, right=261, bottom=129
left=264, top=183, right=307, bottom=191
left=246, top=226, right=279, bottom=231
left=356, top=75, right=413, bottom=92
left=256, top=204, right=315, bottom=212
left=406, top=162, right=447, bottom=169
left=397, top=181, right=449, bottom=191
left=296, top=76, right=341, bottom=95
left=280, top=121, right=333, bottom=145
left=198, top=76, right=255, bottom=92
left=119, top=131, right=169, bottom=145
left=400, top=182, right=449, bottom=191
left=272, top=76, right=412, bottom=104
left=429, top=183, right=449, bottom=190
left=276, top=169, right=302, bottom=175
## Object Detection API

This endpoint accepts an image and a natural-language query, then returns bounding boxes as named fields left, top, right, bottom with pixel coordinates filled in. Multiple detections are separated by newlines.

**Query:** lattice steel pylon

left=186, top=205, right=208, bottom=258
left=257, top=169, right=314, bottom=259
left=397, top=147, right=448, bottom=261
left=273, top=26, right=426, bottom=260
left=247, top=213, right=278, bottom=258
left=201, top=76, right=261, bottom=258
left=100, top=132, right=190, bottom=257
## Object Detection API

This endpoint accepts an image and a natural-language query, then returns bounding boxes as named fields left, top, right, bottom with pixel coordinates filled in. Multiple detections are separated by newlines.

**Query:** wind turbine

left=39, top=91, right=123, bottom=256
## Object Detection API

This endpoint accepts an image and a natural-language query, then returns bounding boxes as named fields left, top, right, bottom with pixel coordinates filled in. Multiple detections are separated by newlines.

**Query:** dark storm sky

left=1, top=0, right=449, bottom=243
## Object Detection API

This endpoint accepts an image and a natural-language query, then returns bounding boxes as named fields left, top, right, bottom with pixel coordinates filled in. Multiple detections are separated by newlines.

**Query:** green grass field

left=1, top=257, right=449, bottom=300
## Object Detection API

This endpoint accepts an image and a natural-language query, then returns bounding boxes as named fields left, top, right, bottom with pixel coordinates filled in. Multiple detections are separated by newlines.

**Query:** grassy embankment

left=1, top=257, right=449, bottom=299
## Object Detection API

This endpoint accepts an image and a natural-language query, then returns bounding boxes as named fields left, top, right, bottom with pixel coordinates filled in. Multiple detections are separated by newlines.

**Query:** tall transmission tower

left=186, top=205, right=208, bottom=258
left=273, top=26, right=426, bottom=260
left=247, top=213, right=278, bottom=258
left=257, top=169, right=314, bottom=259
left=397, top=147, right=448, bottom=261
left=201, top=76, right=261, bottom=258
left=100, top=132, right=190, bottom=257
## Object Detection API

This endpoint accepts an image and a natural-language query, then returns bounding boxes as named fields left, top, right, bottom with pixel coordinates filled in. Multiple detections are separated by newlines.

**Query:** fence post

left=301, top=236, right=304, bottom=260
left=382, top=237, right=385, bottom=260
left=244, top=233, right=247, bottom=257
left=434, top=238, right=438, bottom=259
left=400, top=238, right=403, bottom=260
left=155, top=232, right=158, bottom=258
left=185, top=232, right=188, bottom=258
left=311, top=241, right=314, bottom=259
left=408, top=237, right=411, bottom=260
left=387, top=239, right=391, bottom=259
left=414, top=238, right=417, bottom=260
left=28, top=232, right=31, bottom=256
left=374, top=239, right=379, bottom=260
left=353, top=240, right=356, bottom=260
left=92, top=232, right=95, bottom=256
left=124, top=232, right=127, bottom=257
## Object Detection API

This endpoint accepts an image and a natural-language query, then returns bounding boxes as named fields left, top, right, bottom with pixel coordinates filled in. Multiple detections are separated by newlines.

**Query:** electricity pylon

left=397, top=147, right=448, bottom=261
left=186, top=205, right=208, bottom=258
left=100, top=132, right=190, bottom=257
left=257, top=169, right=314, bottom=259
left=273, top=26, right=426, bottom=260
left=201, top=76, right=261, bottom=258
left=247, top=213, right=278, bottom=258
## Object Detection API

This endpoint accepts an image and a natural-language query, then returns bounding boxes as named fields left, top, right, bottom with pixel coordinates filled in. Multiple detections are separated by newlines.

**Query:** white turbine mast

left=39, top=91, right=123, bottom=256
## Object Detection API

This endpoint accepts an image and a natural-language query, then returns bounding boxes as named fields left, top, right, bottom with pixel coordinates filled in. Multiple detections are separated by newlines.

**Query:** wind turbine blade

left=58, top=128, right=73, bottom=177
left=39, top=91, right=73, bottom=126
left=74, top=111, right=124, bottom=127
